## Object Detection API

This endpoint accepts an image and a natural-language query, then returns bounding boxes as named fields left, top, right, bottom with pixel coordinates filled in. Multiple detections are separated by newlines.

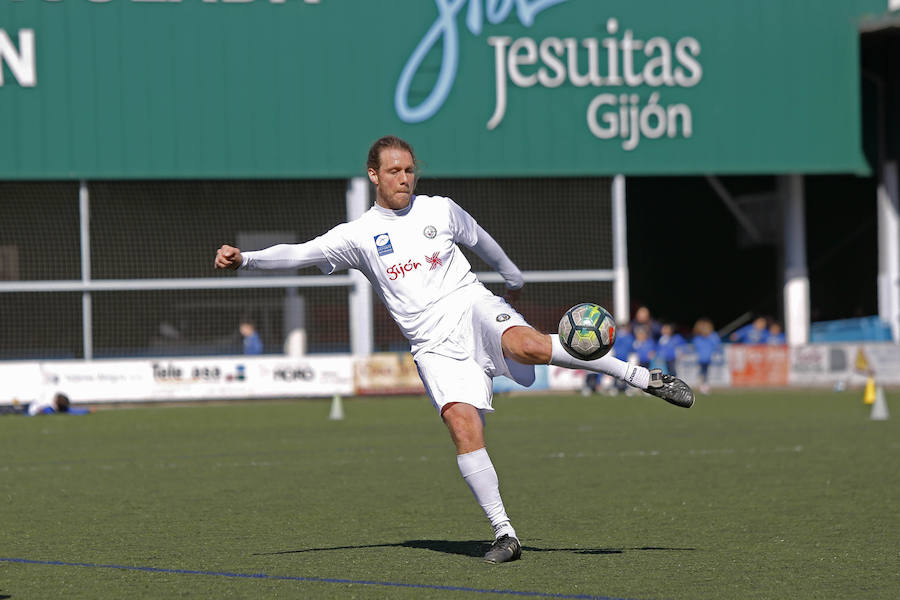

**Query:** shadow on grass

left=254, top=540, right=695, bottom=558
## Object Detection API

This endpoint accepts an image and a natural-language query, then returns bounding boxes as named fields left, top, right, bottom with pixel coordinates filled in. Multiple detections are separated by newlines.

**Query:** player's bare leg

left=442, top=401, right=486, bottom=454
left=501, top=325, right=641, bottom=382
left=501, top=326, right=694, bottom=408
left=499, top=326, right=552, bottom=364
left=442, top=402, right=521, bottom=563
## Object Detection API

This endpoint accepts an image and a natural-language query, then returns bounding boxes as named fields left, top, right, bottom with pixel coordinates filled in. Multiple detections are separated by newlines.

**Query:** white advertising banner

left=547, top=366, right=590, bottom=391
left=790, top=343, right=900, bottom=386
left=4, top=343, right=898, bottom=406
left=788, top=345, right=835, bottom=386
left=0, top=362, right=43, bottom=404
left=0, top=356, right=354, bottom=405
left=674, top=351, right=731, bottom=389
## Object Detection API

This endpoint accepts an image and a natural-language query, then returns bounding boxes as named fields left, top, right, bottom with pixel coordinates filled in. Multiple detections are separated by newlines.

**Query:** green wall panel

left=0, top=0, right=886, bottom=178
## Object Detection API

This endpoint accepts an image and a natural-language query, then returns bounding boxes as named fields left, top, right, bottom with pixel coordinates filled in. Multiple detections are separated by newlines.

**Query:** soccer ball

left=558, top=303, right=616, bottom=360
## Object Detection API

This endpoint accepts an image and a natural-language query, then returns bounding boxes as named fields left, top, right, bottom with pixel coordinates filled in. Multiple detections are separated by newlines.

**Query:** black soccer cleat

left=483, top=534, right=522, bottom=564
left=645, top=369, right=695, bottom=408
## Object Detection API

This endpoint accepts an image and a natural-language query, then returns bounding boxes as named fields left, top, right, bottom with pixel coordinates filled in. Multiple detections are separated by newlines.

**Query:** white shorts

left=414, top=292, right=534, bottom=415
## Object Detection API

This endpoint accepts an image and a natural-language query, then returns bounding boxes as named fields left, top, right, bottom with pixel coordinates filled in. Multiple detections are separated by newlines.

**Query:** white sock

left=457, top=448, right=517, bottom=540
left=549, top=335, right=650, bottom=389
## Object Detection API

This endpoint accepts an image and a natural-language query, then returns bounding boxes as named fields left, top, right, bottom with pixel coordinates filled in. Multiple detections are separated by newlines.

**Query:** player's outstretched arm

left=215, top=245, right=243, bottom=270
left=469, top=225, right=524, bottom=291
left=218, top=241, right=333, bottom=272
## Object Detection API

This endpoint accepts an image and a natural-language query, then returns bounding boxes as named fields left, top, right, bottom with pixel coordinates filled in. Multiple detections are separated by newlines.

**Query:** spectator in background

left=612, top=322, right=635, bottom=360
left=730, top=316, right=769, bottom=344
left=767, top=321, right=786, bottom=344
left=633, top=305, right=662, bottom=340
left=692, top=318, right=721, bottom=395
left=656, top=323, right=687, bottom=376
left=632, top=326, right=656, bottom=370
left=611, top=322, right=636, bottom=394
left=240, top=319, right=263, bottom=355
left=583, top=321, right=635, bottom=395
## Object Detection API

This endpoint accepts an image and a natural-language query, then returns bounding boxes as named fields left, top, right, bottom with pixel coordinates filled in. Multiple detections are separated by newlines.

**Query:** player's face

left=369, top=147, right=415, bottom=210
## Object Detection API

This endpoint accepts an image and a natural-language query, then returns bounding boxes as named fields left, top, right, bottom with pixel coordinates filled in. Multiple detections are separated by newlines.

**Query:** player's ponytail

left=366, top=135, right=417, bottom=171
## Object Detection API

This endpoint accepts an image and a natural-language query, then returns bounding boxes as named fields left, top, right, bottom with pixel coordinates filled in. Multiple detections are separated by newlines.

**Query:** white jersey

left=317, top=195, right=490, bottom=354
left=240, top=194, right=522, bottom=356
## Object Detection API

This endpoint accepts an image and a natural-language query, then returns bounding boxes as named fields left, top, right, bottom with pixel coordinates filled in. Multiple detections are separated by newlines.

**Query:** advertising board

left=728, top=345, right=790, bottom=387
left=0, top=356, right=354, bottom=404
left=790, top=343, right=900, bottom=386
left=354, top=352, right=425, bottom=396
left=0, top=0, right=883, bottom=178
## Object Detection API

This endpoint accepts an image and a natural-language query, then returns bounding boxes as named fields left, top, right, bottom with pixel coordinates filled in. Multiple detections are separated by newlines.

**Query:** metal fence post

left=612, top=174, right=630, bottom=325
left=79, top=180, right=93, bottom=360
left=346, top=177, right=373, bottom=356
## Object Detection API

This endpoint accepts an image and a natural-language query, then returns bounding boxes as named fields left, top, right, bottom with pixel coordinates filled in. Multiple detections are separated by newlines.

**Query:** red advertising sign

left=728, top=345, right=790, bottom=387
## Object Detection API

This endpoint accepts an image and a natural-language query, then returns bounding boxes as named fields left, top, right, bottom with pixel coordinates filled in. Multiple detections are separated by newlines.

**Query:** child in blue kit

left=656, top=323, right=687, bottom=376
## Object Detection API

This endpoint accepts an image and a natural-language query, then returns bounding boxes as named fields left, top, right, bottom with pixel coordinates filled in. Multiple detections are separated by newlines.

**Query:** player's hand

left=215, top=245, right=243, bottom=270
left=504, top=286, right=522, bottom=309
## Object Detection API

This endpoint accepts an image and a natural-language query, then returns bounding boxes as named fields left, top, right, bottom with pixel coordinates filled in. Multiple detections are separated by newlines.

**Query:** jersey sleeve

left=446, top=198, right=479, bottom=247
left=239, top=241, right=332, bottom=273
left=238, top=223, right=361, bottom=274
left=447, top=198, right=524, bottom=290
left=311, top=223, right=363, bottom=273
left=239, top=223, right=360, bottom=275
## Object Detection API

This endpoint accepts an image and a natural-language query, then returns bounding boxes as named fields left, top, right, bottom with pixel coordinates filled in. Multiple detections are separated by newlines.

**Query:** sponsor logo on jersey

left=386, top=259, right=422, bottom=280
left=425, top=252, right=443, bottom=270
left=496, top=313, right=510, bottom=322
left=423, top=225, right=437, bottom=239
left=374, top=233, right=394, bottom=256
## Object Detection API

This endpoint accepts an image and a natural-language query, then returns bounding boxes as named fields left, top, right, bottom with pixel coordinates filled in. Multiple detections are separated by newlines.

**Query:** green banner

left=0, top=0, right=886, bottom=178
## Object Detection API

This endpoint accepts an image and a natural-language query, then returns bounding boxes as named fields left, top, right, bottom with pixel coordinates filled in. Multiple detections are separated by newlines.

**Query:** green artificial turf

left=1, top=389, right=898, bottom=599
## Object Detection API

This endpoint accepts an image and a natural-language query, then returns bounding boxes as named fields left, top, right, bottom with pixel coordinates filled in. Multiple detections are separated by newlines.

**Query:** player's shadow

left=254, top=540, right=694, bottom=558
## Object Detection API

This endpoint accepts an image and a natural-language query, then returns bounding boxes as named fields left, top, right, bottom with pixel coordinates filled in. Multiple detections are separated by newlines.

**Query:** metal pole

left=782, top=174, right=809, bottom=346
left=346, top=177, right=373, bottom=356
left=611, top=174, right=630, bottom=325
left=877, top=160, right=899, bottom=342
left=79, top=180, right=93, bottom=360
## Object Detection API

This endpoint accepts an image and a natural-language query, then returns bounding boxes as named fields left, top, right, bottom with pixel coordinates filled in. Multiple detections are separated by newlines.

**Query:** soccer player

left=25, top=392, right=90, bottom=416
left=214, top=135, right=694, bottom=564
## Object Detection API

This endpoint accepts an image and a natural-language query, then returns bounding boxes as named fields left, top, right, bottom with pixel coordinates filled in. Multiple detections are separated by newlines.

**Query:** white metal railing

left=0, top=271, right=613, bottom=293
left=0, top=276, right=355, bottom=293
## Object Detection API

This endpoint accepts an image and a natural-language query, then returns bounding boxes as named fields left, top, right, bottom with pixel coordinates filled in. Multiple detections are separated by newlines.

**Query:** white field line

left=0, top=446, right=808, bottom=473
left=546, top=446, right=804, bottom=459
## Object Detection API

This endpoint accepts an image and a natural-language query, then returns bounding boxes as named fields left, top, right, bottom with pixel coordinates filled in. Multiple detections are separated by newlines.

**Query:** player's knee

left=442, top=404, right=485, bottom=452
left=449, top=426, right=482, bottom=452
left=504, top=328, right=550, bottom=364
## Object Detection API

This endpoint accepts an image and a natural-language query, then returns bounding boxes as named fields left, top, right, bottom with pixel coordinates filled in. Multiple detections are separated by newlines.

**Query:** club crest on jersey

left=423, top=225, right=437, bottom=239
left=374, top=233, right=394, bottom=256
